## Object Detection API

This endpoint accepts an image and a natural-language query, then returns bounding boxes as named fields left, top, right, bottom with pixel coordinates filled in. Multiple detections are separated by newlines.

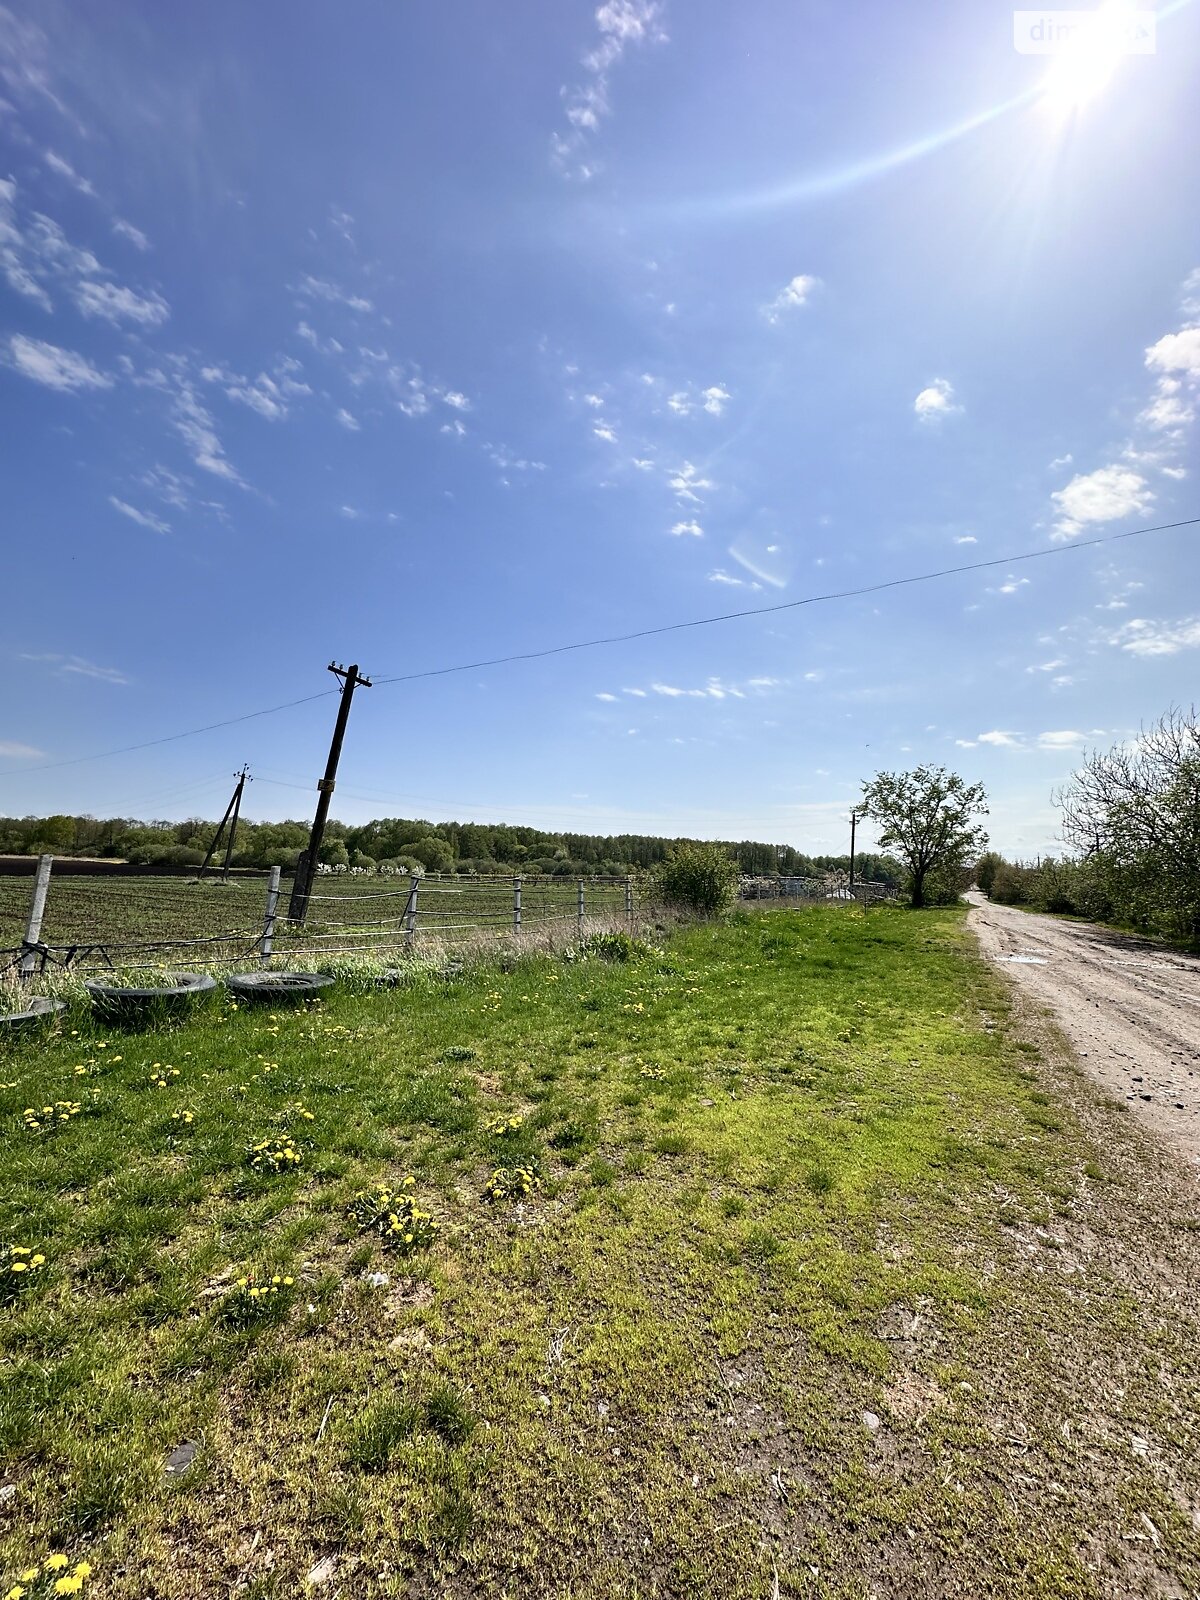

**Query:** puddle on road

left=995, top=955, right=1049, bottom=965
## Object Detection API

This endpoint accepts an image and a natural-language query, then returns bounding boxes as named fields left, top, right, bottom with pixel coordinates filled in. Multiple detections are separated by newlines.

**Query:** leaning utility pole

left=287, top=662, right=372, bottom=924
left=197, top=765, right=251, bottom=883
left=848, top=810, right=857, bottom=892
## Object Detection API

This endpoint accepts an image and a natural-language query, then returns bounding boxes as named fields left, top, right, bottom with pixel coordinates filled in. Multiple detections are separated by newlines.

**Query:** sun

left=1039, top=5, right=1140, bottom=114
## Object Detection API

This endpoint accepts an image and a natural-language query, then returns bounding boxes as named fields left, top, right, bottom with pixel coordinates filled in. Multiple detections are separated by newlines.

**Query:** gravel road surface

left=968, top=892, right=1200, bottom=1169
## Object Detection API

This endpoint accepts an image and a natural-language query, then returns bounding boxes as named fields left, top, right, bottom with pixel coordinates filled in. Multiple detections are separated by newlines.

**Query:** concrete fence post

left=260, top=865, right=282, bottom=965
left=19, top=854, right=54, bottom=981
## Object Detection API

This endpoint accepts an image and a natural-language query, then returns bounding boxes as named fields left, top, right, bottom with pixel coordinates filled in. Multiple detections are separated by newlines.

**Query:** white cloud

left=666, top=383, right=732, bottom=418
left=1145, top=327, right=1200, bottom=380
left=295, top=274, right=373, bottom=313
left=914, top=378, right=961, bottom=422
left=441, top=418, right=466, bottom=437
left=73, top=278, right=169, bottom=326
left=21, top=653, right=129, bottom=685
left=707, top=568, right=759, bottom=589
left=997, top=576, right=1030, bottom=595
left=339, top=505, right=361, bottom=520
left=1049, top=453, right=1073, bottom=469
left=595, top=692, right=618, bottom=702
left=442, top=391, right=471, bottom=411
left=631, top=457, right=654, bottom=471
left=555, top=0, right=667, bottom=177
left=1139, top=383, right=1195, bottom=432
left=583, top=392, right=604, bottom=408
left=7, top=333, right=111, bottom=392
left=1036, top=730, right=1090, bottom=751
left=0, top=739, right=45, bottom=760
left=668, top=460, right=713, bottom=503
left=593, top=422, right=617, bottom=443
left=1026, top=658, right=1066, bottom=673
left=111, top=217, right=150, bottom=251
left=1050, top=464, right=1152, bottom=540
left=44, top=149, right=95, bottom=197
left=109, top=496, right=169, bottom=534
left=670, top=520, right=703, bottom=537
left=1111, top=616, right=1200, bottom=656
left=764, top=274, right=820, bottom=324
left=335, top=407, right=360, bottom=431
left=171, top=381, right=242, bottom=483
left=953, top=534, right=977, bottom=545
left=702, top=384, right=730, bottom=416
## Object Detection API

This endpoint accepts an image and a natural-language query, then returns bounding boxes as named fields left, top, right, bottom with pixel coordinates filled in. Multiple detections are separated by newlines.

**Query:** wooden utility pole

left=198, top=766, right=251, bottom=882
left=288, top=662, right=372, bottom=924
left=849, top=810, right=857, bottom=892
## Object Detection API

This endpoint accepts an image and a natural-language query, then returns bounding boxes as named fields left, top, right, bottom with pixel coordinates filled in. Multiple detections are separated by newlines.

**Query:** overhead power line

left=1, top=512, right=1194, bottom=781
left=373, top=514, right=1199, bottom=685
left=2, top=691, right=338, bottom=778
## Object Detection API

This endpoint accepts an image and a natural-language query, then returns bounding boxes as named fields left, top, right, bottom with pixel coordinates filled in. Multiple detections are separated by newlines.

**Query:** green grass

left=1, top=904, right=1198, bottom=1598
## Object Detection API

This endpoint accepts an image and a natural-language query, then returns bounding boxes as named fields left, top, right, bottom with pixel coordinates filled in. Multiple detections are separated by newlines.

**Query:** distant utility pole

left=197, top=764, right=251, bottom=883
left=287, top=662, right=372, bottom=924
left=849, top=810, right=857, bottom=891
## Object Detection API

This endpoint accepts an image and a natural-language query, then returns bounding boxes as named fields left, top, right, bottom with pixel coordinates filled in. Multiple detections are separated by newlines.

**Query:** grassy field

left=0, top=874, right=632, bottom=972
left=2, top=904, right=1198, bottom=1599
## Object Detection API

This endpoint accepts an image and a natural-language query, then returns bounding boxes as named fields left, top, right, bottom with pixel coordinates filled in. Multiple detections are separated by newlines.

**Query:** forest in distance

left=0, top=811, right=903, bottom=885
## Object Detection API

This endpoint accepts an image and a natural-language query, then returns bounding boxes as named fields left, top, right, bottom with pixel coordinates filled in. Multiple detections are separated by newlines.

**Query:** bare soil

left=968, top=892, right=1200, bottom=1170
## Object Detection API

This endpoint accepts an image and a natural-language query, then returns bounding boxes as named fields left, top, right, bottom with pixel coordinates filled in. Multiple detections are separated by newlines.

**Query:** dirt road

left=968, top=892, right=1200, bottom=1169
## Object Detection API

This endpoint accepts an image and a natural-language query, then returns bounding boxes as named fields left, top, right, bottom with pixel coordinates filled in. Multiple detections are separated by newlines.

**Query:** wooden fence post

left=625, top=875, right=633, bottom=928
left=513, top=875, right=522, bottom=935
left=405, top=874, right=420, bottom=949
left=260, top=866, right=281, bottom=966
left=577, top=879, right=585, bottom=937
left=19, top=854, right=54, bottom=981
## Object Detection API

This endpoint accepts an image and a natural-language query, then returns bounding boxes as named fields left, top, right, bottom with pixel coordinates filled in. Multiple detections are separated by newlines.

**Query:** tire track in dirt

left=968, top=892, right=1200, bottom=1171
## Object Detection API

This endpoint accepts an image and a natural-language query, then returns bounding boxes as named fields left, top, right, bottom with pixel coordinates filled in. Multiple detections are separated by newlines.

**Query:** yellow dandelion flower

left=45, top=1556, right=70, bottom=1572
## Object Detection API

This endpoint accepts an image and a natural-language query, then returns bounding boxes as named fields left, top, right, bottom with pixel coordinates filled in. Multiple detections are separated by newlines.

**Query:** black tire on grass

left=0, top=997, right=67, bottom=1033
left=85, top=973, right=217, bottom=1026
left=225, top=971, right=334, bottom=1006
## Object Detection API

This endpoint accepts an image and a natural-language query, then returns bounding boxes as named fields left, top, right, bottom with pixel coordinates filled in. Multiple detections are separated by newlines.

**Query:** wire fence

left=0, top=863, right=638, bottom=979
left=0, top=861, right=898, bottom=984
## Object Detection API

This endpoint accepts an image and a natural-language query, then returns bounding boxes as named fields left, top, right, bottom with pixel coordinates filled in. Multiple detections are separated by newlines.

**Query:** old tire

left=226, top=971, right=334, bottom=1006
left=0, top=997, right=67, bottom=1033
left=85, top=973, right=216, bottom=1025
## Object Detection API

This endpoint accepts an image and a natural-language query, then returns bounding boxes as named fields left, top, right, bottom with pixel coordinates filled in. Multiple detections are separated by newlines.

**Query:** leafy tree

left=859, top=766, right=988, bottom=909
left=652, top=841, right=738, bottom=916
left=398, top=835, right=454, bottom=873
left=975, top=851, right=1003, bottom=895
left=1057, top=707, right=1200, bottom=944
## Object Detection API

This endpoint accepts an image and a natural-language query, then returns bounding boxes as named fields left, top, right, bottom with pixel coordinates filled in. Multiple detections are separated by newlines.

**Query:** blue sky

left=1, top=0, right=1197, bottom=857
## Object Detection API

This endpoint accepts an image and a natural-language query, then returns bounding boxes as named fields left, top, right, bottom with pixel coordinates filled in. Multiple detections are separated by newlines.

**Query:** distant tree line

left=0, top=810, right=905, bottom=886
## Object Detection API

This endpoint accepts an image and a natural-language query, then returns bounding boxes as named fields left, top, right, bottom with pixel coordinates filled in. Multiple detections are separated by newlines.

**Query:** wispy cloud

left=669, top=519, right=703, bottom=537
left=914, top=377, right=961, bottom=423
left=554, top=0, right=668, bottom=179
left=1110, top=616, right=1200, bottom=656
left=666, top=383, right=731, bottom=418
left=171, top=379, right=243, bottom=483
left=763, top=274, right=820, bottom=324
left=295, top=274, right=373, bottom=313
left=74, top=277, right=169, bottom=326
left=111, top=217, right=150, bottom=251
left=109, top=496, right=170, bottom=534
left=0, top=739, right=46, bottom=760
left=335, top=407, right=360, bottom=431
left=21, top=653, right=129, bottom=686
left=43, top=149, right=95, bottom=197
left=668, top=460, right=713, bottom=504
left=7, top=333, right=111, bottom=392
left=707, top=568, right=761, bottom=590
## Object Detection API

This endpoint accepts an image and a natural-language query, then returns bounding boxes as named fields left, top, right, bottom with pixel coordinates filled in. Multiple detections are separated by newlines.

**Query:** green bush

left=651, top=842, right=738, bottom=916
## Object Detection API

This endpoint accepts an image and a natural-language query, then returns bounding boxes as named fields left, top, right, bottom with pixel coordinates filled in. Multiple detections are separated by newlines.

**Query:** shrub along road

left=968, top=891, right=1200, bottom=1167
left=2, top=906, right=1199, bottom=1598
